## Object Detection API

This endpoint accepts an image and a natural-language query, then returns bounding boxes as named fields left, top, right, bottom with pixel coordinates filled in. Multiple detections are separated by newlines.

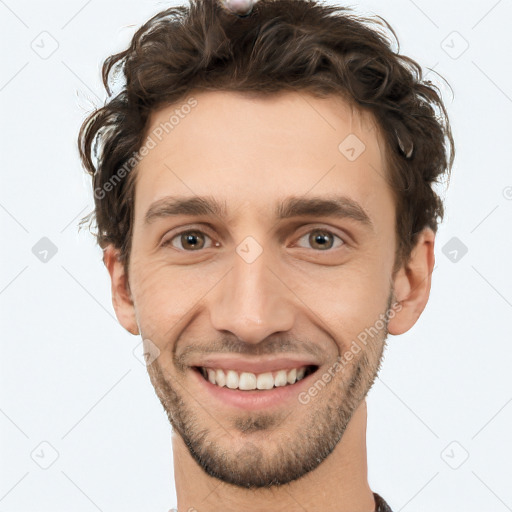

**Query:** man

left=78, top=0, right=454, bottom=510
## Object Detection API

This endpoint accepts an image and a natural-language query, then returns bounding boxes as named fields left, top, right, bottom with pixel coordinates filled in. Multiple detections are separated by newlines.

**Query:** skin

left=220, top=0, right=257, bottom=15
left=104, top=90, right=435, bottom=512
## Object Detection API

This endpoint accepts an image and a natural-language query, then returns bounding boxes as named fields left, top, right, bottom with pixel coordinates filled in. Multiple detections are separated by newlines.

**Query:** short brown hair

left=78, top=0, right=454, bottom=274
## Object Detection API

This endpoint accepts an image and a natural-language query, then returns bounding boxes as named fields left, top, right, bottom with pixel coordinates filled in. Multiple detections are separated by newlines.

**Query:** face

left=107, top=90, right=434, bottom=488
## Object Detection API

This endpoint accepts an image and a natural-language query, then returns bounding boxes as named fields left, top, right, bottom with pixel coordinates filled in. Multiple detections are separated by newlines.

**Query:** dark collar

left=374, top=492, right=393, bottom=512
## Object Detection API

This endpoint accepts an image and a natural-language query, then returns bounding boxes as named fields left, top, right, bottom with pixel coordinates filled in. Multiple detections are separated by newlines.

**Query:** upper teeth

left=202, top=367, right=308, bottom=390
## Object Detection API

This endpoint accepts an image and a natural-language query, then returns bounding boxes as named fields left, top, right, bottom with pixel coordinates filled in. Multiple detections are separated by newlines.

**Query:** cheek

left=288, top=251, right=392, bottom=351
left=129, top=257, right=224, bottom=341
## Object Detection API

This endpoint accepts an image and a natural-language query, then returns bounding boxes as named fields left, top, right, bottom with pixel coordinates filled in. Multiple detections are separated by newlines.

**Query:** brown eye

left=296, top=229, right=344, bottom=251
left=165, top=230, right=213, bottom=251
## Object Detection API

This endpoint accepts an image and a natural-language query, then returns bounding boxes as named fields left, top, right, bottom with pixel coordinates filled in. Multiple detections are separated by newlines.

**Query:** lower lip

left=191, top=367, right=317, bottom=411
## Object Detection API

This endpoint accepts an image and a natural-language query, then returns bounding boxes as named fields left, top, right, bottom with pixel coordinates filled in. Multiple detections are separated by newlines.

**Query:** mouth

left=189, top=355, right=322, bottom=411
left=193, top=365, right=318, bottom=391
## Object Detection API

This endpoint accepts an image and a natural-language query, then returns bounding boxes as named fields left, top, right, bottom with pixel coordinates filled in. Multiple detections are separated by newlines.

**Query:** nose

left=209, top=246, right=295, bottom=344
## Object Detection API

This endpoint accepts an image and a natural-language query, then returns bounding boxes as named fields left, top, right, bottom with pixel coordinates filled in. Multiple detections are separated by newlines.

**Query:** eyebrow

left=276, top=196, right=373, bottom=230
left=144, top=195, right=374, bottom=231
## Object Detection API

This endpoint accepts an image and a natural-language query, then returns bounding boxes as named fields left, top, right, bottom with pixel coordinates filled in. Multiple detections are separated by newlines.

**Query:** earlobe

left=103, top=245, right=140, bottom=335
left=388, top=228, right=436, bottom=336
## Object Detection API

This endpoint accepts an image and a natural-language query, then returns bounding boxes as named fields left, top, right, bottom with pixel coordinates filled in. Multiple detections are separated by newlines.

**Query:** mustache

left=174, top=336, right=325, bottom=366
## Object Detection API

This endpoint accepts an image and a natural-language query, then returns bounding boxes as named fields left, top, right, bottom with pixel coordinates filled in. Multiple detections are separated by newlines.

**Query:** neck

left=172, top=399, right=376, bottom=512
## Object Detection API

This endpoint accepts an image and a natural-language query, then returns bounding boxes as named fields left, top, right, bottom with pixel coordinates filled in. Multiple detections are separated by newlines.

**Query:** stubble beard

left=146, top=293, right=393, bottom=489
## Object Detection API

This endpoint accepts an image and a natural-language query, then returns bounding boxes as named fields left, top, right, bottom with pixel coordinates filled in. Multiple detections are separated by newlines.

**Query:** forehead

left=133, top=89, right=393, bottom=227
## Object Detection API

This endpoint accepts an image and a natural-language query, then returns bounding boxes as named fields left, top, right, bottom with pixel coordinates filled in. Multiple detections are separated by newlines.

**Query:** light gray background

left=1, top=0, right=511, bottom=510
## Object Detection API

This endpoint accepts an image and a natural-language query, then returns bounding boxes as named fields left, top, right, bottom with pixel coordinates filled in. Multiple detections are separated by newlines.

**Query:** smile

left=196, top=365, right=317, bottom=391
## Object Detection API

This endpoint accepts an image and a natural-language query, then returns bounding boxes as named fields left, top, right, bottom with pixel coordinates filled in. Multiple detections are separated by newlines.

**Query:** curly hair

left=78, top=0, right=454, bottom=275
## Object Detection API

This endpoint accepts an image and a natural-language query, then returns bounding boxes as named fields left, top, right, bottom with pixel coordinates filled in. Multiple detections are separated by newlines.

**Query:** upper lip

left=191, top=356, right=320, bottom=374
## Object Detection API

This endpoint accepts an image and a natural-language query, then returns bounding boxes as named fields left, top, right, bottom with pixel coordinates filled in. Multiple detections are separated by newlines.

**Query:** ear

left=103, top=245, right=139, bottom=335
left=388, top=227, right=436, bottom=335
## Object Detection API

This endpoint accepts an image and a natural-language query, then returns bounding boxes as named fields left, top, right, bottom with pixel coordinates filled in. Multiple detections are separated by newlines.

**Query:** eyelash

left=161, top=226, right=346, bottom=252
